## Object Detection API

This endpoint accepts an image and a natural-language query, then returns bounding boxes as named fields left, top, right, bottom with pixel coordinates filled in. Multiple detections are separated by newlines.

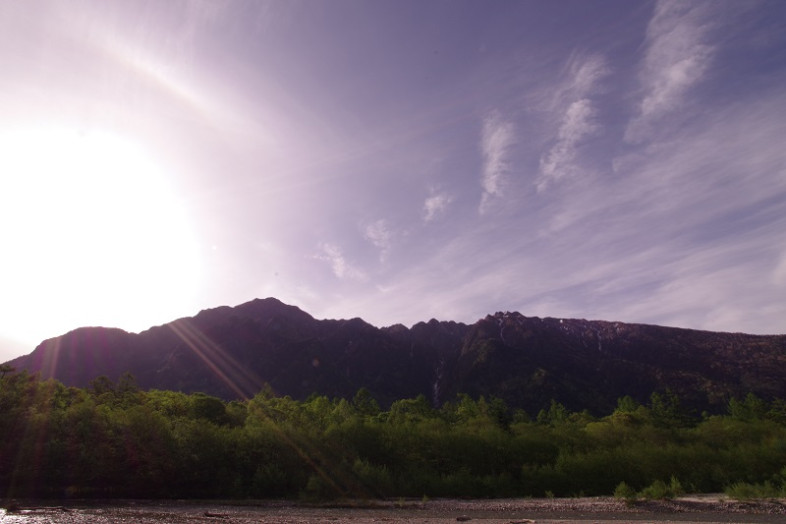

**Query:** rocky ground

left=2, top=496, right=786, bottom=523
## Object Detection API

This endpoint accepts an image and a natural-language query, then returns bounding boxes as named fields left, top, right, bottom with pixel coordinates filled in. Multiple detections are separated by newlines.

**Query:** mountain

left=6, top=298, right=786, bottom=414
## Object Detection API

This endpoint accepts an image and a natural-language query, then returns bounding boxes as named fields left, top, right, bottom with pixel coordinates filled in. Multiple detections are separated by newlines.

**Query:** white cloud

left=479, top=111, right=515, bottom=213
left=423, top=191, right=453, bottom=222
left=364, top=219, right=393, bottom=262
left=309, top=86, right=786, bottom=333
left=625, top=0, right=715, bottom=143
left=314, top=243, right=367, bottom=281
left=567, top=53, right=609, bottom=98
left=537, top=99, right=598, bottom=190
left=537, top=54, right=608, bottom=190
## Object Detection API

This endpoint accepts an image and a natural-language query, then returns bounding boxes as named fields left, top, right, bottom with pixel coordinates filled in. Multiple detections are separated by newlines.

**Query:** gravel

left=2, top=496, right=785, bottom=523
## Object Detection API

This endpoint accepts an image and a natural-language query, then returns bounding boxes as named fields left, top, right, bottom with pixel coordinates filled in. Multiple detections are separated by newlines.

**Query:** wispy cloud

left=363, top=219, right=393, bottom=262
left=537, top=99, right=598, bottom=190
left=609, top=236, right=786, bottom=334
left=566, top=53, right=610, bottom=98
left=537, top=54, right=608, bottom=191
left=423, top=190, right=453, bottom=222
left=625, top=0, right=715, bottom=143
left=479, top=111, right=515, bottom=213
left=314, top=243, right=367, bottom=281
left=548, top=87, right=786, bottom=328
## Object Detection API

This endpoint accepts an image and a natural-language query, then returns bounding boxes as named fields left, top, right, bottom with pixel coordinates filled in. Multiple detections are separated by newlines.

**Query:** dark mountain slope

left=445, top=312, right=786, bottom=414
left=7, top=298, right=459, bottom=404
left=6, top=298, right=786, bottom=414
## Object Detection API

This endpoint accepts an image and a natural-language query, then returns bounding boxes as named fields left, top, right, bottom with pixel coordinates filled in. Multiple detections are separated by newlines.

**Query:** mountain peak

left=6, top=298, right=786, bottom=414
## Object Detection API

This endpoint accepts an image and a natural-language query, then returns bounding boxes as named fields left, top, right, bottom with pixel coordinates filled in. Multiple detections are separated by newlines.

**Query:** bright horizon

left=2, top=0, right=785, bottom=362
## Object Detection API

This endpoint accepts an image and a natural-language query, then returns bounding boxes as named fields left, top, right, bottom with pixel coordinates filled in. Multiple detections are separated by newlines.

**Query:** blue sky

left=1, top=0, right=785, bottom=361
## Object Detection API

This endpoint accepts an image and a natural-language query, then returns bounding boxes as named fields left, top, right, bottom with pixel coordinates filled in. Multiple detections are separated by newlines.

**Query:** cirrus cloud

left=537, top=54, right=609, bottom=191
left=479, top=111, right=515, bottom=213
left=314, top=243, right=367, bottom=282
left=363, top=219, right=394, bottom=262
left=625, top=0, right=716, bottom=143
left=423, top=190, right=453, bottom=222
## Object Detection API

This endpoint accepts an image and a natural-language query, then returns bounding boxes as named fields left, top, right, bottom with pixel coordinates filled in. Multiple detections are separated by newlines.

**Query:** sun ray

left=165, top=319, right=373, bottom=498
left=166, top=319, right=262, bottom=401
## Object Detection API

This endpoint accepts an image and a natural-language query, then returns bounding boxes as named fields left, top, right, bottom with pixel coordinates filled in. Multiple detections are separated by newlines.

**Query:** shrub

left=639, top=476, right=683, bottom=500
left=669, top=475, right=685, bottom=497
left=613, top=481, right=637, bottom=502
left=725, top=481, right=782, bottom=500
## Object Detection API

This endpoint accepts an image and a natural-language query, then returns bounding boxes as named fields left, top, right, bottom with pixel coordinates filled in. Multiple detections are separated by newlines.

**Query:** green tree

left=615, top=395, right=639, bottom=414
left=89, top=375, right=115, bottom=396
left=352, top=388, right=381, bottom=417
left=649, top=390, right=689, bottom=427
left=389, top=395, right=433, bottom=423
left=767, top=398, right=786, bottom=424
left=728, top=393, right=768, bottom=422
left=537, top=400, right=569, bottom=425
left=190, top=393, right=228, bottom=425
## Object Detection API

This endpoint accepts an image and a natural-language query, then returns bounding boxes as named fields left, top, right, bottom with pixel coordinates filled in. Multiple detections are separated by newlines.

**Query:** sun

left=0, top=125, right=203, bottom=348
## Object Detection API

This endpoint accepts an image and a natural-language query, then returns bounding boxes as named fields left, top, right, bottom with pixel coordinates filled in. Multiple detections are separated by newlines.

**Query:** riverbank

left=2, top=496, right=786, bottom=523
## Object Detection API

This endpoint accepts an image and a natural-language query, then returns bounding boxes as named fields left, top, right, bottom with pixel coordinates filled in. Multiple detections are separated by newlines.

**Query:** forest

left=2, top=368, right=786, bottom=500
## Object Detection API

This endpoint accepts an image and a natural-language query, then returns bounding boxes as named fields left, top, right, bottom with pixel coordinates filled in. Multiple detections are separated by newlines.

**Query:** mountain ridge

left=6, top=297, right=786, bottom=414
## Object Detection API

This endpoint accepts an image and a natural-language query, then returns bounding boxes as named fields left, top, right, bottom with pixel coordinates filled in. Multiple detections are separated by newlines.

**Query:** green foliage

left=352, top=388, right=381, bottom=416
left=724, top=467, right=786, bottom=500
left=536, top=400, right=569, bottom=425
left=725, top=480, right=784, bottom=500
left=0, top=363, right=15, bottom=378
left=639, top=476, right=684, bottom=500
left=388, top=394, right=433, bottom=423
left=767, top=398, right=786, bottom=424
left=615, top=395, right=639, bottom=414
left=668, top=476, right=685, bottom=497
left=728, top=393, right=768, bottom=422
left=613, top=481, right=637, bottom=502
left=190, top=393, right=228, bottom=424
left=639, top=479, right=670, bottom=500
left=2, top=372, right=786, bottom=500
left=649, top=390, right=690, bottom=428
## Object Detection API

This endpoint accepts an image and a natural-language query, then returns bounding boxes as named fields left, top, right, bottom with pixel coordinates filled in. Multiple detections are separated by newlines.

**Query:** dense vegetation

left=2, top=369, right=786, bottom=500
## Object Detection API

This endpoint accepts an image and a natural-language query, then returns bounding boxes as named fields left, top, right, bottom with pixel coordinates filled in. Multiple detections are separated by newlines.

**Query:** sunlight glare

left=0, top=126, right=203, bottom=346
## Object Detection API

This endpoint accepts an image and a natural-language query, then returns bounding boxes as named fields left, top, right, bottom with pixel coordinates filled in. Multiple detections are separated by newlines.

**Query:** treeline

left=2, top=369, right=786, bottom=500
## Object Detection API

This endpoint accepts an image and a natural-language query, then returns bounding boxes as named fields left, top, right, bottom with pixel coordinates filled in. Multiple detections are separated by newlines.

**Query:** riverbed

left=2, top=497, right=785, bottom=523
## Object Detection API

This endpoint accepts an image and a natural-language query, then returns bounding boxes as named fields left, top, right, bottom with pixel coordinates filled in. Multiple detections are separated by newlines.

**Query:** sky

left=1, top=0, right=785, bottom=362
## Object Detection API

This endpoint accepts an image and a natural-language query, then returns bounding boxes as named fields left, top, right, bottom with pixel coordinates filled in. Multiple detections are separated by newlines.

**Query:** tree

left=389, top=395, right=433, bottom=423
left=615, top=395, right=639, bottom=414
left=352, top=388, right=381, bottom=417
left=728, top=393, right=768, bottom=422
left=537, top=400, right=569, bottom=425
left=767, top=398, right=786, bottom=424
left=116, top=372, right=139, bottom=394
left=487, top=396, right=512, bottom=429
left=89, top=375, right=115, bottom=397
left=649, top=390, right=688, bottom=427
left=190, top=393, right=228, bottom=425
